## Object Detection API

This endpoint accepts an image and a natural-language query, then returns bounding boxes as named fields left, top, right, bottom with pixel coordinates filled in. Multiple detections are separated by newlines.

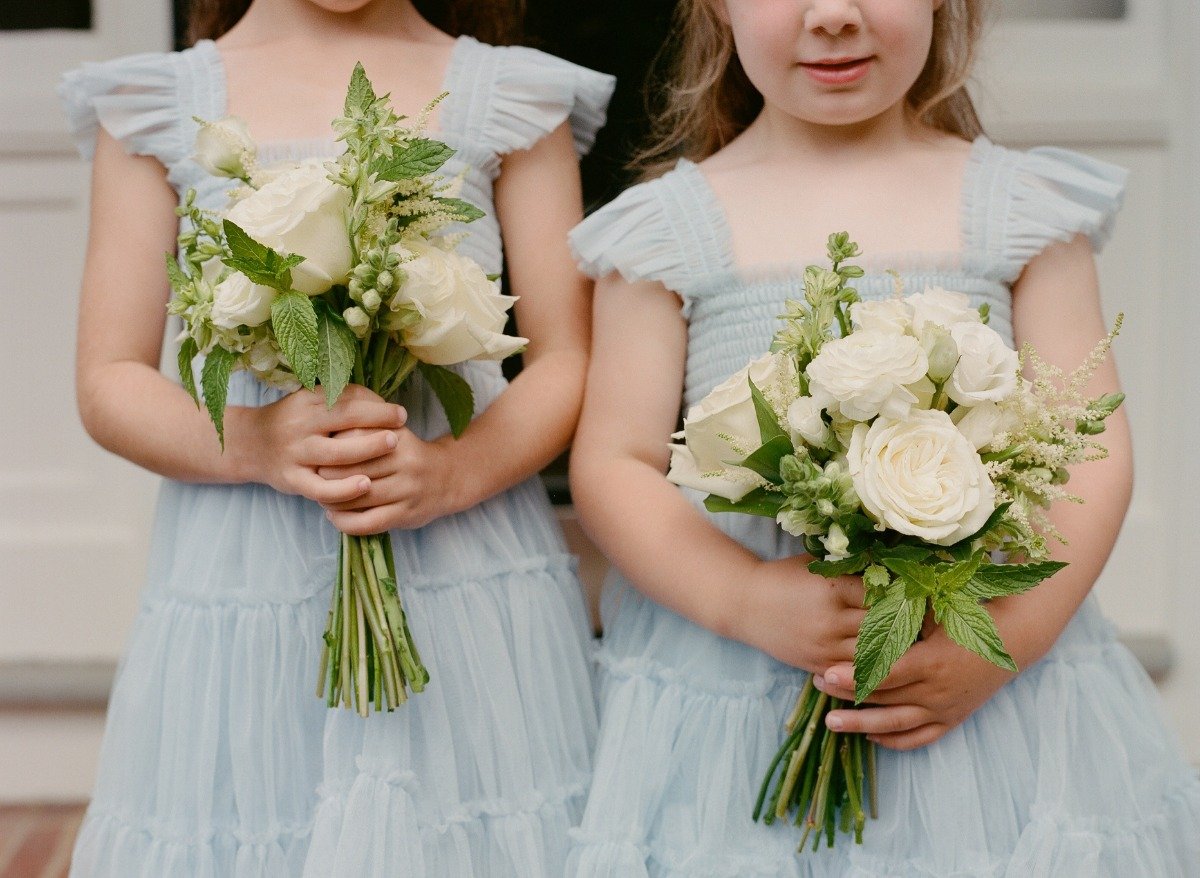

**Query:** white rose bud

left=921, top=324, right=960, bottom=384
left=848, top=410, right=995, bottom=545
left=194, top=116, right=256, bottom=179
left=666, top=352, right=793, bottom=502
left=343, top=306, right=371, bottom=338
left=388, top=240, right=526, bottom=365
left=907, top=286, right=981, bottom=334
left=786, top=396, right=831, bottom=448
left=225, top=162, right=353, bottom=296
left=946, top=322, right=1019, bottom=407
left=807, top=330, right=928, bottom=422
left=210, top=273, right=275, bottom=329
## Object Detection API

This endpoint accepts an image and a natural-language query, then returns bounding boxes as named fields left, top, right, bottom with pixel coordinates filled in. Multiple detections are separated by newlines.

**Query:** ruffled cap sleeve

left=1001, top=146, right=1127, bottom=279
left=58, top=50, right=182, bottom=163
left=480, top=43, right=615, bottom=157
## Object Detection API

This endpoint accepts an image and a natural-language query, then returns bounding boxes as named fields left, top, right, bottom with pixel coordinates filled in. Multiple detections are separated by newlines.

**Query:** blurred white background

left=1, top=0, right=1197, bottom=805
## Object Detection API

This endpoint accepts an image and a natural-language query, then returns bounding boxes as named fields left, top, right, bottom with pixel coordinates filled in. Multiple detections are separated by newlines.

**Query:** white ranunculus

left=225, top=162, right=352, bottom=296
left=907, top=287, right=981, bottom=334
left=851, top=298, right=914, bottom=335
left=194, top=116, right=256, bottom=179
left=807, top=330, right=928, bottom=422
left=666, top=353, right=791, bottom=502
left=946, top=321, right=1019, bottom=406
left=210, top=273, right=275, bottom=329
left=389, top=240, right=527, bottom=365
left=952, top=401, right=1021, bottom=451
left=848, top=410, right=995, bottom=545
left=786, top=396, right=831, bottom=448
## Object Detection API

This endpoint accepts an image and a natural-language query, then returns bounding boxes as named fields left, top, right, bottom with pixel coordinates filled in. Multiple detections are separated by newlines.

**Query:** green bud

left=1051, top=467, right=1071, bottom=485
left=922, top=325, right=960, bottom=384
left=375, top=270, right=395, bottom=292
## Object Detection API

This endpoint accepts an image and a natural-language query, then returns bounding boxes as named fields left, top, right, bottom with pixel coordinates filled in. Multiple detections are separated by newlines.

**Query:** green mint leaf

left=177, top=336, right=200, bottom=405
left=939, top=553, right=985, bottom=594
left=936, top=592, right=1018, bottom=672
left=200, top=346, right=237, bottom=448
left=808, top=553, right=869, bottom=579
left=418, top=362, right=475, bottom=438
left=316, top=305, right=359, bottom=408
left=880, top=557, right=939, bottom=598
left=271, top=291, right=320, bottom=389
left=748, top=377, right=787, bottom=445
left=945, top=502, right=1012, bottom=551
left=863, top=564, right=891, bottom=606
left=962, top=560, right=1068, bottom=601
left=875, top=544, right=935, bottom=564
left=432, top=197, right=486, bottom=224
left=372, top=138, right=456, bottom=181
left=222, top=219, right=300, bottom=292
left=703, top=487, right=785, bottom=518
left=734, top=435, right=794, bottom=485
left=853, top=588, right=924, bottom=701
left=345, top=62, right=377, bottom=116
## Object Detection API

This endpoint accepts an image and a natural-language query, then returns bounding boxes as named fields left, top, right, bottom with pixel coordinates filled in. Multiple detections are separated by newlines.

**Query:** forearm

left=433, top=347, right=587, bottom=512
left=571, top=452, right=763, bottom=637
left=79, top=359, right=264, bottom=485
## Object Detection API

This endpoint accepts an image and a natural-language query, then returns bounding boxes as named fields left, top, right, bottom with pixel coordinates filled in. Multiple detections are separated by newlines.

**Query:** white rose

left=807, top=330, right=928, bottom=422
left=946, top=322, right=1019, bottom=406
left=906, top=287, right=981, bottom=334
left=952, top=401, right=1021, bottom=451
left=210, top=273, right=275, bottom=329
left=848, top=410, right=995, bottom=545
left=225, top=163, right=352, bottom=296
left=786, top=396, right=831, bottom=448
left=194, top=116, right=256, bottom=179
left=390, top=241, right=527, bottom=365
left=850, top=298, right=914, bottom=335
left=666, top=353, right=791, bottom=502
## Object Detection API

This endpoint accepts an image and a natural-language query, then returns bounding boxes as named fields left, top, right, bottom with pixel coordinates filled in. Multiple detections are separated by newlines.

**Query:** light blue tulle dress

left=59, top=36, right=613, bottom=878
left=566, top=140, right=1200, bottom=877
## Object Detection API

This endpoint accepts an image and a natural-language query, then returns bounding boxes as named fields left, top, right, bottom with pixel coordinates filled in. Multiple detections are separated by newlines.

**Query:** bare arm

left=569, top=272, right=864, bottom=670
left=77, top=129, right=403, bottom=500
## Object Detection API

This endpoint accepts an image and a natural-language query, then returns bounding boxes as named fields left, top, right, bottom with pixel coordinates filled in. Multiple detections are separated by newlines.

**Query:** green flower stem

left=355, top=568, right=369, bottom=717
left=349, top=538, right=399, bottom=709
left=785, top=677, right=816, bottom=732
left=775, top=690, right=829, bottom=820
left=867, top=737, right=878, bottom=819
left=339, top=537, right=354, bottom=710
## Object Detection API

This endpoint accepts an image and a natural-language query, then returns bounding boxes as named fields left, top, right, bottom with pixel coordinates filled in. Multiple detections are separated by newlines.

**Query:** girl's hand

left=316, top=428, right=457, bottom=535
left=814, top=626, right=1017, bottom=751
left=248, top=385, right=407, bottom=505
left=736, top=558, right=867, bottom=675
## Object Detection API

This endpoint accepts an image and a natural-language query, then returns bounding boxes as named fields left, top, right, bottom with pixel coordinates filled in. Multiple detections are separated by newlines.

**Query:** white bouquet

left=167, top=65, right=526, bottom=715
left=667, top=234, right=1123, bottom=849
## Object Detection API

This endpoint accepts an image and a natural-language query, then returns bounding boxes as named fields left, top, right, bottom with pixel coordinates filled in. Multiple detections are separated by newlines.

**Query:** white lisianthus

left=786, top=396, right=831, bottom=448
left=946, top=322, right=1019, bottom=406
left=389, top=240, right=527, bottom=365
left=210, top=273, right=275, bottom=329
left=850, top=298, right=914, bottom=335
left=225, top=162, right=353, bottom=296
left=194, top=116, right=256, bottom=179
left=848, top=410, right=996, bottom=545
left=907, top=287, right=981, bottom=334
left=807, top=330, right=928, bottom=422
left=952, top=401, right=1022, bottom=451
left=666, top=353, right=791, bottom=502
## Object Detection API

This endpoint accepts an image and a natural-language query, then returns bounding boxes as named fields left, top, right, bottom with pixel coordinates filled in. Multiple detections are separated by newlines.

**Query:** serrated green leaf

left=271, top=291, right=319, bottom=389
left=344, top=62, right=376, bottom=116
left=940, top=553, right=984, bottom=593
left=433, top=197, right=486, bottom=224
left=946, top=502, right=1012, bottom=550
left=748, top=377, right=787, bottom=445
left=373, top=138, right=456, bottom=181
left=808, top=553, right=869, bottom=579
left=222, top=219, right=300, bottom=292
left=853, top=588, right=924, bottom=701
left=165, top=252, right=190, bottom=289
left=863, top=564, right=891, bottom=606
left=936, top=592, right=1018, bottom=672
left=316, top=306, right=359, bottom=408
left=733, top=435, right=794, bottom=485
left=418, top=362, right=475, bottom=438
left=703, top=487, right=785, bottom=518
left=875, top=544, right=934, bottom=564
left=962, top=560, right=1068, bottom=601
left=177, top=336, right=200, bottom=405
left=200, top=346, right=236, bottom=447
left=880, top=557, right=939, bottom=598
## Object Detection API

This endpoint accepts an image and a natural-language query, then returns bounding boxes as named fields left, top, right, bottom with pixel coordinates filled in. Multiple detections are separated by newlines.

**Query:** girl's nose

left=803, top=0, right=864, bottom=37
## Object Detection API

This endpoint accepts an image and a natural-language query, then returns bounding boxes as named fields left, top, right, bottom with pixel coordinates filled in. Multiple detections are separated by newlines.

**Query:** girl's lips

left=799, top=57, right=873, bottom=86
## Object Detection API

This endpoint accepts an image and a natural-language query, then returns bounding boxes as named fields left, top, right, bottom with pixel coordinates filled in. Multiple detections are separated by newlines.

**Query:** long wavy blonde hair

left=636, top=0, right=989, bottom=178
